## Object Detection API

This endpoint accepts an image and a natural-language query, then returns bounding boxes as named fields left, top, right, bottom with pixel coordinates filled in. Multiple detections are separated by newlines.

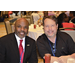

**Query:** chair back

left=22, top=15, right=33, bottom=24
left=61, top=30, right=75, bottom=42
left=4, top=21, right=12, bottom=34
left=62, top=23, right=74, bottom=30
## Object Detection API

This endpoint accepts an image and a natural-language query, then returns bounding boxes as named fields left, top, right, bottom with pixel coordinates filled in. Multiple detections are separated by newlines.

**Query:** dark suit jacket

left=37, top=31, right=75, bottom=58
left=0, top=33, right=38, bottom=63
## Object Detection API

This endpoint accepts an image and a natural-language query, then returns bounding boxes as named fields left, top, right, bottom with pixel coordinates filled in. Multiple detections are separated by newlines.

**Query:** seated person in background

left=69, top=11, right=75, bottom=25
left=0, top=18, right=38, bottom=63
left=58, top=13, right=75, bottom=30
left=37, top=15, right=75, bottom=63
left=57, top=13, right=66, bottom=29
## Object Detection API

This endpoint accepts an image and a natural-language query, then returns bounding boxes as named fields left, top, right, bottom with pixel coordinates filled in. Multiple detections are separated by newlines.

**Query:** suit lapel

left=23, top=36, right=31, bottom=62
left=10, top=33, right=20, bottom=62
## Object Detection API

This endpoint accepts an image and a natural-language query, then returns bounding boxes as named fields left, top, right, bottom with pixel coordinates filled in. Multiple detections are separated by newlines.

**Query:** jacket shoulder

left=0, top=33, right=14, bottom=41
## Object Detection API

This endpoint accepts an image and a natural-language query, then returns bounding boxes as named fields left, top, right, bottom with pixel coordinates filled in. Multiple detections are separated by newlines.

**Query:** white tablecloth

left=28, top=24, right=44, bottom=40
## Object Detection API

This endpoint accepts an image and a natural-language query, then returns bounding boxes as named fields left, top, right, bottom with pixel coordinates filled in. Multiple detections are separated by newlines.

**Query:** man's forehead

left=44, top=18, right=55, bottom=23
left=15, top=18, right=28, bottom=25
left=16, top=18, right=26, bottom=22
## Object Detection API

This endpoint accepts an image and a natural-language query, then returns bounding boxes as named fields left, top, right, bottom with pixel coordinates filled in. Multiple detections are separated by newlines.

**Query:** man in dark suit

left=0, top=18, right=38, bottom=63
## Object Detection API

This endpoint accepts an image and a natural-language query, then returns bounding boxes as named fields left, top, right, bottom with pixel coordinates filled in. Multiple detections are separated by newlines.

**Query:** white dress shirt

left=15, top=34, right=25, bottom=51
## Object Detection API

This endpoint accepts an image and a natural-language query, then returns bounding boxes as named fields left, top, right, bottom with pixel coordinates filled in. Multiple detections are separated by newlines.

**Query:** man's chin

left=20, top=36, right=25, bottom=39
left=47, top=34, right=54, bottom=38
left=15, top=33, right=26, bottom=38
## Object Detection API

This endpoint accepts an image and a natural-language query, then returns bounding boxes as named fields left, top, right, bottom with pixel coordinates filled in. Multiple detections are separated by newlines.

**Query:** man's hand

left=51, top=56, right=58, bottom=63
left=57, top=55, right=70, bottom=63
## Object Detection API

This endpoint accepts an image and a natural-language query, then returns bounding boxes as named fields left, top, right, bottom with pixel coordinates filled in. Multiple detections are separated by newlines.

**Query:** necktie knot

left=20, top=40, right=23, bottom=44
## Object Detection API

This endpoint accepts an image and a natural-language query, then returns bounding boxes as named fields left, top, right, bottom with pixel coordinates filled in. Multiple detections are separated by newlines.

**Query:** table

left=28, top=24, right=44, bottom=40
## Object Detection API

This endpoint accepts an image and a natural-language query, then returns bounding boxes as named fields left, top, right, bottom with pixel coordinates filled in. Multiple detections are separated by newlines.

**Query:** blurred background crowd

left=0, top=11, right=75, bottom=30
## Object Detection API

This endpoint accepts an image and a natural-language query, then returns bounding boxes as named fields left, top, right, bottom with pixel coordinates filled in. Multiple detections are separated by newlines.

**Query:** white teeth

left=48, top=31, right=52, bottom=33
left=20, top=32, right=24, bottom=34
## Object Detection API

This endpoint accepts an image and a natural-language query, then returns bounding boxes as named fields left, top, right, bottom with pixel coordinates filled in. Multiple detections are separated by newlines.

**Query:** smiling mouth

left=48, top=31, right=53, bottom=34
left=20, top=32, right=25, bottom=35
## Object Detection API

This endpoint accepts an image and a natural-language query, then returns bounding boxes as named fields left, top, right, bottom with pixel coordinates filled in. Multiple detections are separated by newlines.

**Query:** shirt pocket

left=61, top=45, right=69, bottom=55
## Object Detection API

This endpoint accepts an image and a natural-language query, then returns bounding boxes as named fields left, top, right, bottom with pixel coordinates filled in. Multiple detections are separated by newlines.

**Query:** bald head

left=14, top=18, right=29, bottom=39
left=15, top=18, right=29, bottom=26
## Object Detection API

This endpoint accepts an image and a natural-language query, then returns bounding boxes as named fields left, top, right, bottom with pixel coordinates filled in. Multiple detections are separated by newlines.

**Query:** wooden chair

left=4, top=21, right=12, bottom=34
left=22, top=15, right=34, bottom=24
left=59, top=28, right=75, bottom=30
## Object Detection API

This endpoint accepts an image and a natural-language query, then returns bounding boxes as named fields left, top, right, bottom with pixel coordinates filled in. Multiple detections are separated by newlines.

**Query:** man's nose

left=21, top=27, right=24, bottom=31
left=49, top=26, right=52, bottom=30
